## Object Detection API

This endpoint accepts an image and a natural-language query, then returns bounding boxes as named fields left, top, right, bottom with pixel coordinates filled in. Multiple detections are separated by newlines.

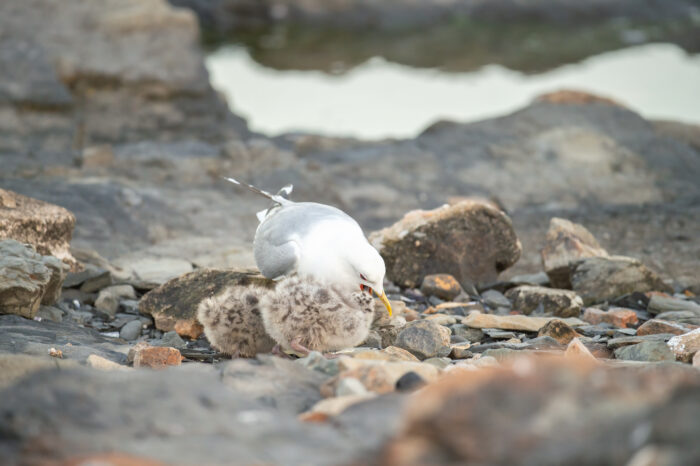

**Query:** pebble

left=505, top=285, right=583, bottom=318
left=158, top=331, right=186, bottom=349
left=607, top=334, right=675, bottom=350
left=482, top=329, right=517, bottom=340
left=449, top=345, right=473, bottom=359
left=395, top=371, right=426, bottom=392
left=614, top=341, right=675, bottom=362
left=648, top=295, right=700, bottom=315
left=463, top=311, right=584, bottom=332
left=423, top=357, right=452, bottom=369
left=36, top=306, right=63, bottom=323
left=538, top=319, right=580, bottom=345
left=119, top=320, right=142, bottom=341
left=336, top=377, right=369, bottom=397
left=636, top=319, right=690, bottom=336
left=296, top=351, right=341, bottom=376
left=395, top=320, right=451, bottom=360
left=564, top=338, right=598, bottom=362
left=450, top=324, right=485, bottom=343
left=420, top=274, right=463, bottom=301
left=132, top=345, right=182, bottom=369
left=582, top=307, right=638, bottom=328
left=481, top=290, right=511, bottom=309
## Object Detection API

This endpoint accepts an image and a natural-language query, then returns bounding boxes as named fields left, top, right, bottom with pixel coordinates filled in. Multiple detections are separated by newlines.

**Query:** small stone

left=614, top=341, right=675, bottom=362
left=637, top=319, right=690, bottom=336
left=564, top=338, right=598, bottom=362
left=449, top=344, right=473, bottom=359
left=423, top=314, right=458, bottom=326
left=353, top=346, right=419, bottom=363
left=132, top=346, right=182, bottom=369
left=336, top=377, right=369, bottom=397
left=582, top=308, right=638, bottom=328
left=571, top=256, right=671, bottom=305
left=36, top=305, right=63, bottom=323
left=157, top=331, right=186, bottom=349
left=541, top=218, right=608, bottom=288
left=462, top=311, right=584, bottom=332
left=423, top=357, right=451, bottom=369
left=174, top=320, right=204, bottom=340
left=395, top=371, right=426, bottom=392
left=647, top=295, right=700, bottom=315
left=87, top=354, right=129, bottom=371
left=296, top=351, right=341, bottom=376
left=481, top=289, right=511, bottom=309
left=505, top=286, right=583, bottom=318
left=119, top=320, right=142, bottom=341
left=395, top=320, right=451, bottom=360
left=655, top=311, right=700, bottom=326
left=607, top=334, right=675, bottom=350
left=420, top=274, right=463, bottom=301
left=94, top=291, right=119, bottom=319
left=667, top=328, right=700, bottom=363
left=451, top=324, right=485, bottom=343
left=482, top=329, right=518, bottom=340
left=79, top=270, right=113, bottom=293
left=369, top=200, right=521, bottom=289
left=48, top=347, right=63, bottom=358
left=335, top=359, right=440, bottom=394
left=538, top=319, right=580, bottom=345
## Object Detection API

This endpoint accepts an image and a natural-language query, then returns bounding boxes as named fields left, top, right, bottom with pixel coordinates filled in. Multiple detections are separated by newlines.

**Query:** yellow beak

left=375, top=290, right=393, bottom=316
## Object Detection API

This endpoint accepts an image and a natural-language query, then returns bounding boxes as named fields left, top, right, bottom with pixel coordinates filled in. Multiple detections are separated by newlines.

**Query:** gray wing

left=253, top=202, right=352, bottom=279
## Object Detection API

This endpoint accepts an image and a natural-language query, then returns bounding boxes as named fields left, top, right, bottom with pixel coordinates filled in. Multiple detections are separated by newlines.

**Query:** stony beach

left=1, top=1, right=700, bottom=465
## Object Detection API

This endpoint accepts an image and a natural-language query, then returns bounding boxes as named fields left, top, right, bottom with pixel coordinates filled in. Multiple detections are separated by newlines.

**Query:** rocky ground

left=1, top=0, right=700, bottom=465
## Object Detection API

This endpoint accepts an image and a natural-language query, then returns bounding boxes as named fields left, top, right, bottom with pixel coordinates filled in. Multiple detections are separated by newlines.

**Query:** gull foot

left=290, top=339, right=312, bottom=357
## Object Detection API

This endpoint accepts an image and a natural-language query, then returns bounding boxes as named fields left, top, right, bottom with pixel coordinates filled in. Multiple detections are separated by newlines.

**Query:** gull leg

left=290, top=338, right=312, bottom=357
left=272, top=344, right=292, bottom=359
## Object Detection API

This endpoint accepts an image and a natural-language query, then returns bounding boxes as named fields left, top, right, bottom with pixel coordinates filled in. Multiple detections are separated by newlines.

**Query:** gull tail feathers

left=223, top=177, right=292, bottom=205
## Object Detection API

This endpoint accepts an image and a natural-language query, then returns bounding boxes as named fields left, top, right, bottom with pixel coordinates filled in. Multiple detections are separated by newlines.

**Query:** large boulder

left=571, top=256, right=672, bottom=305
left=370, top=200, right=521, bottom=289
left=0, top=240, right=67, bottom=318
left=0, top=188, right=78, bottom=271
left=139, top=269, right=273, bottom=338
left=540, top=218, right=608, bottom=288
left=382, top=356, right=700, bottom=465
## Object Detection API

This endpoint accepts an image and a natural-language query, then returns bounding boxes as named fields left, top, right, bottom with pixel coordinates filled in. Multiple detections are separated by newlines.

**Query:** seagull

left=223, top=177, right=393, bottom=355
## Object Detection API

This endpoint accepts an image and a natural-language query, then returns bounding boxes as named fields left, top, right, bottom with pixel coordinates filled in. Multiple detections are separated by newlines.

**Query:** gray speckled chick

left=260, top=276, right=375, bottom=355
left=197, top=285, right=275, bottom=357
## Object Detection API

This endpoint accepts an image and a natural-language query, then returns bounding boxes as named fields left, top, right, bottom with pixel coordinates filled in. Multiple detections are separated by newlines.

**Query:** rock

left=462, top=311, right=584, bottom=332
left=362, top=330, right=383, bottom=349
left=473, top=336, right=564, bottom=354
left=648, top=295, right=700, bottom=315
left=582, top=307, right=638, bottom=328
left=0, top=189, right=78, bottom=271
left=0, top=314, right=127, bottom=364
left=482, top=329, right=518, bottom=340
left=0, top=239, right=68, bottom=318
left=420, top=274, right=462, bottom=301
left=336, top=377, right=370, bottom=397
left=395, top=372, right=426, bottom=392
left=667, top=329, right=700, bottom=363
left=382, top=357, right=700, bottom=465
left=132, top=345, right=182, bottom=369
left=86, top=354, right=130, bottom=371
left=655, top=311, right=700, bottom=326
left=119, top=320, right=142, bottom=341
left=94, top=291, right=119, bottom=319
left=352, top=346, right=420, bottom=363
left=637, top=319, right=691, bottom=336
left=296, top=351, right=341, bottom=377
left=35, top=305, right=63, bottom=323
left=332, top=358, right=440, bottom=394
left=540, top=218, right=608, bottom=288
left=614, top=341, right=676, bottom=362
left=607, top=334, right=676, bottom=350
left=79, top=269, right=113, bottom=293
left=423, top=314, right=458, bottom=326
left=139, top=269, right=273, bottom=336
left=63, top=264, right=108, bottom=289
left=481, top=289, right=512, bottom=309
left=157, top=331, right=187, bottom=349
left=538, top=319, right=580, bottom=345
left=121, top=256, right=195, bottom=290
left=451, top=325, right=485, bottom=343
left=301, top=394, right=375, bottom=421
left=449, top=345, right=473, bottom=359
left=395, top=320, right=451, bottom=360
left=571, top=256, right=671, bottom=305
left=505, top=285, right=583, bottom=318
left=369, top=200, right=521, bottom=289
left=564, top=338, right=598, bottom=363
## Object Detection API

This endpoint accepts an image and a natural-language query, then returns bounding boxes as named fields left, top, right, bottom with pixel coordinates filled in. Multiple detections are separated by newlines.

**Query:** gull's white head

left=297, top=220, right=392, bottom=316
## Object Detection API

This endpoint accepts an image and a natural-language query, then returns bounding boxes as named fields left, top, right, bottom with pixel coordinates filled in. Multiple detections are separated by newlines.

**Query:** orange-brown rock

left=582, top=307, right=638, bottom=328
left=0, top=188, right=79, bottom=271
left=132, top=346, right=182, bottom=369
left=420, top=274, right=463, bottom=301
left=538, top=319, right=580, bottom=345
left=369, top=200, right=521, bottom=289
left=637, top=319, right=690, bottom=336
left=173, top=320, right=204, bottom=340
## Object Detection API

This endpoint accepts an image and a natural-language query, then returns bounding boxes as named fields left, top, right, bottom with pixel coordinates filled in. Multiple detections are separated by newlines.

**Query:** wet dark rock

left=505, top=285, right=583, bottom=318
left=395, top=321, right=451, bottom=360
left=139, top=269, right=273, bottom=337
left=0, top=314, right=127, bottom=364
left=571, top=256, right=672, bottom=305
left=370, top=200, right=521, bottom=290
left=395, top=371, right=426, bottom=392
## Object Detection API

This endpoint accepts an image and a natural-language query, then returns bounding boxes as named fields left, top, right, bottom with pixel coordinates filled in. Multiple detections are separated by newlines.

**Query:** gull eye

left=360, top=273, right=368, bottom=281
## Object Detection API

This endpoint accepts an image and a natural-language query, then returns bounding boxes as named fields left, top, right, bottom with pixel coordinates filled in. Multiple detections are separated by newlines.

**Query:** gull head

left=340, top=240, right=393, bottom=317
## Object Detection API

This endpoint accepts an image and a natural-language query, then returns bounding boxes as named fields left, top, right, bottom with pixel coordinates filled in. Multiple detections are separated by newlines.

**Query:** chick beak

left=374, top=289, right=392, bottom=316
